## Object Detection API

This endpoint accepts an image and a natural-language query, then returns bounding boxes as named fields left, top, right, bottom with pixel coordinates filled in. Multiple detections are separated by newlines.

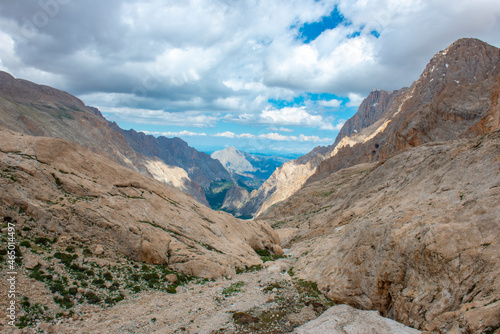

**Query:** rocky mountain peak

left=412, top=38, right=500, bottom=104
left=332, top=88, right=407, bottom=147
left=0, top=70, right=87, bottom=109
left=211, top=146, right=256, bottom=174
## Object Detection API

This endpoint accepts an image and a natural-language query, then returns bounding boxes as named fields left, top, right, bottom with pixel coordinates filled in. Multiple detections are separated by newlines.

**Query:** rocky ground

left=1, top=247, right=422, bottom=334
left=262, top=132, right=500, bottom=333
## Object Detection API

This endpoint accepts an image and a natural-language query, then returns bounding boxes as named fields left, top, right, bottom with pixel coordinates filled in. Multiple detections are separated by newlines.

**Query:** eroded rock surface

left=262, top=132, right=500, bottom=333
left=0, top=128, right=281, bottom=278
left=293, top=304, right=421, bottom=334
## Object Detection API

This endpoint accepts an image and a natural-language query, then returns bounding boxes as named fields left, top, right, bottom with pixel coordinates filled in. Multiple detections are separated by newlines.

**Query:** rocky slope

left=0, top=71, right=217, bottom=205
left=235, top=145, right=332, bottom=218
left=111, top=125, right=233, bottom=192
left=237, top=38, right=500, bottom=219
left=261, top=131, right=500, bottom=333
left=0, top=128, right=281, bottom=278
left=310, top=38, right=500, bottom=183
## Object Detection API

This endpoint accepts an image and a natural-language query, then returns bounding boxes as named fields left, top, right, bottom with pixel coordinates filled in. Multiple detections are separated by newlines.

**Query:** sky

left=0, top=1, right=499, bottom=155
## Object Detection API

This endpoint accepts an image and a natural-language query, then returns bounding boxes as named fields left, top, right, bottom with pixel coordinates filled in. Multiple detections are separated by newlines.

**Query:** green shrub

left=49, top=281, right=66, bottom=294
left=222, top=281, right=245, bottom=297
left=28, top=267, right=45, bottom=282
left=54, top=295, right=73, bottom=309
left=53, top=252, right=77, bottom=266
left=103, top=272, right=113, bottom=281
left=166, top=285, right=177, bottom=294
left=84, top=292, right=101, bottom=304
left=20, top=241, right=31, bottom=248
left=92, top=278, right=105, bottom=288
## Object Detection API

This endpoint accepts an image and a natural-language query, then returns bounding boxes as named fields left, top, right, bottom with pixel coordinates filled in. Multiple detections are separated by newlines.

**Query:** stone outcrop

left=0, top=128, right=281, bottom=279
left=261, top=131, right=500, bottom=333
left=293, top=304, right=421, bottom=334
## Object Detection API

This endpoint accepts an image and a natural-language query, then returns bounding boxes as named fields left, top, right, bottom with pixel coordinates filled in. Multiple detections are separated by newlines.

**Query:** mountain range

left=235, top=38, right=500, bottom=219
left=0, top=71, right=259, bottom=209
left=0, top=38, right=498, bottom=333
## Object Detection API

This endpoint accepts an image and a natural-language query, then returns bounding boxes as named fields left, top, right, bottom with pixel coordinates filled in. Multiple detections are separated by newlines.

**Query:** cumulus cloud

left=318, top=99, right=342, bottom=108
left=259, top=133, right=333, bottom=142
left=267, top=127, right=295, bottom=133
left=213, top=132, right=255, bottom=139
left=260, top=107, right=324, bottom=127
left=0, top=0, right=499, bottom=152
left=103, top=107, right=218, bottom=127
left=142, top=130, right=332, bottom=143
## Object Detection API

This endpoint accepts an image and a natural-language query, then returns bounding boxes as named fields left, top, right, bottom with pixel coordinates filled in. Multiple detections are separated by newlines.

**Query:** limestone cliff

left=311, top=38, right=500, bottom=183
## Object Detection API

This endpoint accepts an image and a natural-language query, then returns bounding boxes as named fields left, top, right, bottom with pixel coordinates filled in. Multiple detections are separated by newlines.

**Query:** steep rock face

left=112, top=126, right=231, bottom=190
left=0, top=128, right=281, bottom=279
left=239, top=39, right=499, bottom=219
left=261, top=132, right=500, bottom=333
left=333, top=89, right=405, bottom=146
left=0, top=71, right=208, bottom=205
left=311, top=38, right=500, bottom=182
left=235, top=145, right=332, bottom=218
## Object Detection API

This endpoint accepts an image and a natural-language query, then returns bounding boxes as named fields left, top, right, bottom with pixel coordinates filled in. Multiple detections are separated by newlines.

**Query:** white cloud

left=346, top=93, right=365, bottom=107
left=267, top=127, right=295, bottom=133
left=260, top=106, right=336, bottom=130
left=214, top=132, right=257, bottom=139
left=102, top=107, right=218, bottom=128
left=141, top=130, right=332, bottom=143
left=258, top=133, right=333, bottom=143
left=318, top=99, right=342, bottom=108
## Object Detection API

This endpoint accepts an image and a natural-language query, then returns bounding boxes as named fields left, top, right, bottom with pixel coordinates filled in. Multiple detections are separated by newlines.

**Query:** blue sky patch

left=298, top=7, right=348, bottom=43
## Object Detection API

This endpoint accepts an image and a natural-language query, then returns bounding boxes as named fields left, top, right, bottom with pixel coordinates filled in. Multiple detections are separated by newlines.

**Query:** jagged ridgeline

left=0, top=71, right=272, bottom=212
left=236, top=38, right=500, bottom=219
left=0, top=37, right=498, bottom=333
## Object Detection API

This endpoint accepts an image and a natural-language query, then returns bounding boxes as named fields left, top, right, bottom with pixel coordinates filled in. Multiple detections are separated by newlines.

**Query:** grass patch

left=255, top=249, right=286, bottom=263
left=236, top=264, right=263, bottom=274
left=222, top=281, right=245, bottom=297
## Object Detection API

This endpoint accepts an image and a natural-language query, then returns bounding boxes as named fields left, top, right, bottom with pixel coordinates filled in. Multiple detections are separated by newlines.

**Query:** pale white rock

left=211, top=147, right=256, bottom=174
left=293, top=305, right=421, bottom=334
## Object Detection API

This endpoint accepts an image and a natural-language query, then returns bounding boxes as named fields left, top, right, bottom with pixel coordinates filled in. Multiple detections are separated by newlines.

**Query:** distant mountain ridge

left=109, top=124, right=232, bottom=190
left=211, top=147, right=288, bottom=187
left=0, top=71, right=234, bottom=206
